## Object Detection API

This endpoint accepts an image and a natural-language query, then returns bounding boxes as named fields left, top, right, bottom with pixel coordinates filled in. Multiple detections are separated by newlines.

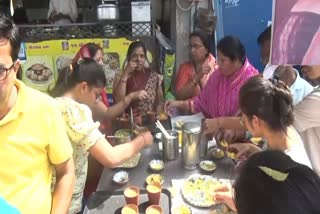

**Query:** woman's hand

left=139, top=131, right=153, bottom=147
left=165, top=100, right=181, bottom=114
left=195, top=62, right=211, bottom=82
left=124, top=60, right=138, bottom=75
left=214, top=129, right=246, bottom=144
left=203, top=118, right=220, bottom=135
left=130, top=90, right=148, bottom=101
left=213, top=184, right=237, bottom=211
left=200, top=63, right=212, bottom=75
left=229, top=143, right=261, bottom=159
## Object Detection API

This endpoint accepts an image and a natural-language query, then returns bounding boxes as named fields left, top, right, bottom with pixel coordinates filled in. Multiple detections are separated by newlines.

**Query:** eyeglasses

left=240, top=115, right=245, bottom=127
left=0, top=62, right=15, bottom=81
left=189, top=44, right=204, bottom=50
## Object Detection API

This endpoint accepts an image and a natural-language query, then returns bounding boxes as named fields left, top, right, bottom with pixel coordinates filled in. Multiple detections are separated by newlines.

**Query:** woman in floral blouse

left=50, top=58, right=153, bottom=214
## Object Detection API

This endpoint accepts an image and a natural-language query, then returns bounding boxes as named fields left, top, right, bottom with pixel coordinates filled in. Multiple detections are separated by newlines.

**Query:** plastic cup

left=124, top=186, right=140, bottom=206
left=147, top=183, right=162, bottom=205
left=146, top=205, right=163, bottom=214
left=121, top=204, right=139, bottom=214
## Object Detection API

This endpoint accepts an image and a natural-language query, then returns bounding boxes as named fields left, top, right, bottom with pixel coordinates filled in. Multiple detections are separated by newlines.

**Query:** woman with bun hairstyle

left=228, top=75, right=311, bottom=168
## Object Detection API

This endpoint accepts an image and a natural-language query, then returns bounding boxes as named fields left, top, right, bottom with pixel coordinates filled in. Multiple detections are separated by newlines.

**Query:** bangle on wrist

left=187, top=100, right=192, bottom=111
left=191, top=79, right=198, bottom=86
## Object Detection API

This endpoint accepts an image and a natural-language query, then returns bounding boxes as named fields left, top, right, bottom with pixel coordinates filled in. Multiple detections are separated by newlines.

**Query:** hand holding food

left=139, top=131, right=153, bottom=147
left=228, top=143, right=261, bottom=160
left=200, top=62, right=211, bottom=75
left=131, top=90, right=148, bottom=101
left=125, top=60, right=138, bottom=74
left=165, top=100, right=180, bottom=113
left=203, top=118, right=220, bottom=135
left=215, top=129, right=246, bottom=145
left=213, top=184, right=237, bottom=211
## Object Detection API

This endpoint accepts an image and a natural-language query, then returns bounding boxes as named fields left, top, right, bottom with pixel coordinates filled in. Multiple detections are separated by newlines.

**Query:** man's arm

left=51, top=158, right=75, bottom=214
left=293, top=91, right=320, bottom=132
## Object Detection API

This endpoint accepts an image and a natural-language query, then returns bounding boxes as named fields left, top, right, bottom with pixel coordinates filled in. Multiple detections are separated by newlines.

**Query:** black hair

left=235, top=150, right=320, bottom=214
left=257, top=25, right=272, bottom=45
left=50, top=58, right=106, bottom=97
left=0, top=15, right=21, bottom=61
left=239, top=75, right=293, bottom=132
left=217, top=36, right=246, bottom=65
left=86, top=43, right=102, bottom=58
left=126, top=41, right=147, bottom=62
left=190, top=31, right=210, bottom=55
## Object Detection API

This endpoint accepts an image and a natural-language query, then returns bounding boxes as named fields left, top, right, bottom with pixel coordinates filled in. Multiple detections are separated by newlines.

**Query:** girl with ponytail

left=213, top=75, right=313, bottom=212
left=50, top=58, right=153, bottom=214
left=227, top=75, right=311, bottom=168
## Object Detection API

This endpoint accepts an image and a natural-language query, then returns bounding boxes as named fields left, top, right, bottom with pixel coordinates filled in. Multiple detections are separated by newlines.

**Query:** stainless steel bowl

left=114, top=129, right=132, bottom=145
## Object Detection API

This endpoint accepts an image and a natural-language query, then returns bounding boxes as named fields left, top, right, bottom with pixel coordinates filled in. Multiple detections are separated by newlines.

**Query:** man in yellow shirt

left=0, top=15, right=75, bottom=214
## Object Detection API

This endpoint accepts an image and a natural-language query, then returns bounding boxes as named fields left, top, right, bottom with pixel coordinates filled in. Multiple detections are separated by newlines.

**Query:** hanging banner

left=21, top=38, right=132, bottom=93
left=271, top=0, right=320, bottom=65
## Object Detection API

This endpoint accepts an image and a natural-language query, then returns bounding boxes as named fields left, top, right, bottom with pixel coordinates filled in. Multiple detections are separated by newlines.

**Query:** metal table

left=84, top=141, right=235, bottom=213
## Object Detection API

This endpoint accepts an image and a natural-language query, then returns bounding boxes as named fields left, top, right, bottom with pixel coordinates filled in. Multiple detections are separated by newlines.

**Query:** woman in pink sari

left=166, top=36, right=258, bottom=118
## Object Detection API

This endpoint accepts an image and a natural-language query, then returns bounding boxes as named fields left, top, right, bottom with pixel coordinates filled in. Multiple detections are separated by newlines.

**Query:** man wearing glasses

left=0, top=15, right=75, bottom=214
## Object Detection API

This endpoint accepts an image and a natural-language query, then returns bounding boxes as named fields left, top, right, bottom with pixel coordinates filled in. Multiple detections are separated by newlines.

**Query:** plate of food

left=149, top=159, right=165, bottom=172
left=172, top=204, right=192, bottom=214
left=199, top=160, right=217, bottom=172
left=25, top=63, right=53, bottom=83
left=181, top=174, right=223, bottom=207
left=145, top=174, right=164, bottom=185
left=116, top=153, right=141, bottom=168
left=113, top=171, right=129, bottom=184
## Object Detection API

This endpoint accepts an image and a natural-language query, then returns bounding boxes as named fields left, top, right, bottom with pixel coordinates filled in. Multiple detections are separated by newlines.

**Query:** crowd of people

left=0, top=11, right=320, bottom=214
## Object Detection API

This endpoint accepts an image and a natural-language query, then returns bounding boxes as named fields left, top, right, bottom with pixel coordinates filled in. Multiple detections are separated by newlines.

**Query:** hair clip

left=270, top=74, right=290, bottom=91
left=272, top=74, right=280, bottom=82
left=78, top=59, right=85, bottom=65
left=259, top=166, right=289, bottom=182
left=69, top=64, right=74, bottom=76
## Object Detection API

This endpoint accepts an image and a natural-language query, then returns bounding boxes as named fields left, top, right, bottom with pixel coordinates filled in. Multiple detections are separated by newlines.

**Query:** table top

left=84, top=140, right=235, bottom=213
left=96, top=143, right=235, bottom=191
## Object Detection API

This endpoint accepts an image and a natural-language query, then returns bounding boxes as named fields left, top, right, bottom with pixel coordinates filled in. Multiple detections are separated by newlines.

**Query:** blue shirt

left=0, top=197, right=20, bottom=214
left=290, top=69, right=314, bottom=105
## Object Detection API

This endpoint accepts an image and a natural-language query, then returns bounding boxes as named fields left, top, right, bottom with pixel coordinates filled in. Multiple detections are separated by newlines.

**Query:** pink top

left=191, top=58, right=258, bottom=118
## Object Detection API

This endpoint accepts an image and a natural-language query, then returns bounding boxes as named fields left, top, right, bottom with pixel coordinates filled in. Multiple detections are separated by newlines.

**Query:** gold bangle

left=191, top=79, right=198, bottom=86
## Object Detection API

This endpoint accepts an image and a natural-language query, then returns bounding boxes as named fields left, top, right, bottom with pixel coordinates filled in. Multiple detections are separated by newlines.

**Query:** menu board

left=21, top=38, right=132, bottom=93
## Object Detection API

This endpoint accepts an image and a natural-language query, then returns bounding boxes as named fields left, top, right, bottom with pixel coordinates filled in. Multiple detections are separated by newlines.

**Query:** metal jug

left=199, top=119, right=208, bottom=158
left=162, top=130, right=179, bottom=161
left=182, top=122, right=201, bottom=170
